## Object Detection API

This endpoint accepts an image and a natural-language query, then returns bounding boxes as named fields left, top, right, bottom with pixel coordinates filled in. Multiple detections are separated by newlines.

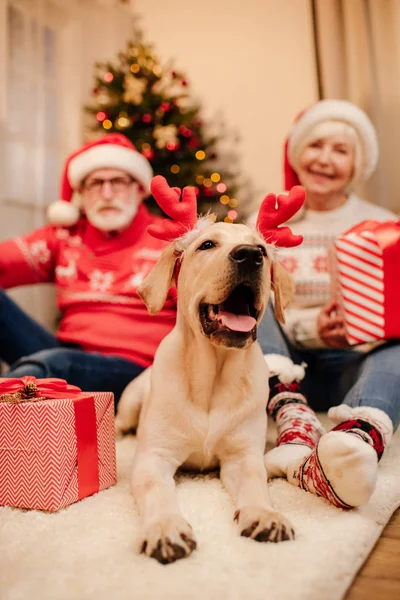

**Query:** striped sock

left=268, top=376, right=325, bottom=448
left=264, top=355, right=325, bottom=478
left=288, top=405, right=393, bottom=509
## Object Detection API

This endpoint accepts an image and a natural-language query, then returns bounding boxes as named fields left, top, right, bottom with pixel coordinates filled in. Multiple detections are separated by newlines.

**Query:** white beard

left=85, top=197, right=139, bottom=232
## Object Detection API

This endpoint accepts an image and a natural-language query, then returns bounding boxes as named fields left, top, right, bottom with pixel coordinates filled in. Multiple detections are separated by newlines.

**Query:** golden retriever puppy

left=121, top=177, right=304, bottom=564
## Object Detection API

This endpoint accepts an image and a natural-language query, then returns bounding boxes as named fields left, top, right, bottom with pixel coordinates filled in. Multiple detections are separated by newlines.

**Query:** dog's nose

left=229, top=244, right=264, bottom=269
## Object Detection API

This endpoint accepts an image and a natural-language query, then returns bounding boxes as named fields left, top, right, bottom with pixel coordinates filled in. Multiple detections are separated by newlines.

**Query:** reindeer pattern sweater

left=0, top=205, right=176, bottom=367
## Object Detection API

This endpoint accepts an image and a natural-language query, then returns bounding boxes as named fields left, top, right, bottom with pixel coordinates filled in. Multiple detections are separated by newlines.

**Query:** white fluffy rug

left=1, top=415, right=399, bottom=600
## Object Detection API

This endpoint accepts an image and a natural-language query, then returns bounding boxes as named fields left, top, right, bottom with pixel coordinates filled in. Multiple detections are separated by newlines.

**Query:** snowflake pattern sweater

left=0, top=205, right=176, bottom=367
left=276, top=195, right=396, bottom=348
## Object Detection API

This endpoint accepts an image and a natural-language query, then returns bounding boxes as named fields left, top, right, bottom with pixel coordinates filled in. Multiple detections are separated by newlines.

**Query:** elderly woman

left=258, top=100, right=399, bottom=510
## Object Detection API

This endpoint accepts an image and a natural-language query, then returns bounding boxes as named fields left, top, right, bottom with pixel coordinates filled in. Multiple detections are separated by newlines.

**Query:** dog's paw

left=139, top=515, right=197, bottom=564
left=234, top=506, right=295, bottom=543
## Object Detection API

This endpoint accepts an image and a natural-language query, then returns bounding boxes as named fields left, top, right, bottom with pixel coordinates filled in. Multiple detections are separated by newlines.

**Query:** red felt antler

left=147, top=176, right=198, bottom=241
left=256, top=186, right=305, bottom=247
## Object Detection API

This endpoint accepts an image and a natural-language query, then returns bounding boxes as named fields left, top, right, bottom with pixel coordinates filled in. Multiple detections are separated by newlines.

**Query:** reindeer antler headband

left=148, top=175, right=305, bottom=248
left=147, top=177, right=198, bottom=241
left=255, top=189, right=304, bottom=247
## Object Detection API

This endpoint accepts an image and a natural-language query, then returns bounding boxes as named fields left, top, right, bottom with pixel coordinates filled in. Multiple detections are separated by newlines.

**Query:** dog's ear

left=138, top=243, right=178, bottom=314
left=271, top=262, right=294, bottom=324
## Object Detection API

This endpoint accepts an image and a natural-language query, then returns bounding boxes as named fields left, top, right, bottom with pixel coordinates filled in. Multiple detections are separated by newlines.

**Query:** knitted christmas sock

left=264, top=355, right=326, bottom=478
left=287, top=405, right=393, bottom=509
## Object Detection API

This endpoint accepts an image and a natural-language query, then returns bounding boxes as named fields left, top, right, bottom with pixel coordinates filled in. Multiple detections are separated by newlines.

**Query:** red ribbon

left=0, top=376, right=83, bottom=398
left=73, top=394, right=100, bottom=500
left=342, top=220, right=400, bottom=338
left=0, top=376, right=100, bottom=500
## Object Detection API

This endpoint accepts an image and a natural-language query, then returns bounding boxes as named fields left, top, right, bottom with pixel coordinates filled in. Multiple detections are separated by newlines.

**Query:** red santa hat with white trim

left=283, top=99, right=379, bottom=190
left=47, top=133, right=154, bottom=226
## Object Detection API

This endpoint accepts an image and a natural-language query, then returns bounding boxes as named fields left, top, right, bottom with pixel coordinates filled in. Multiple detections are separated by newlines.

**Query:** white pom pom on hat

left=47, top=133, right=154, bottom=226
left=47, top=199, right=81, bottom=227
left=283, top=99, right=379, bottom=190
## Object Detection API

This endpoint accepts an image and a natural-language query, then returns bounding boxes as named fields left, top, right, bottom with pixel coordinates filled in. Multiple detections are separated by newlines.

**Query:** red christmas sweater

left=0, top=205, right=176, bottom=367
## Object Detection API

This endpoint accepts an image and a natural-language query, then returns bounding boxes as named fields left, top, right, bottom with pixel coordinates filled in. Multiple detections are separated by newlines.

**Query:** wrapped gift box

left=332, top=220, right=400, bottom=345
left=0, top=377, right=117, bottom=511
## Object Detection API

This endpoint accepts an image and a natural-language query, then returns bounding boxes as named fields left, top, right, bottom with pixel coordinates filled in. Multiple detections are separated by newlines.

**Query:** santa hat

left=283, top=99, right=379, bottom=190
left=47, top=133, right=154, bottom=226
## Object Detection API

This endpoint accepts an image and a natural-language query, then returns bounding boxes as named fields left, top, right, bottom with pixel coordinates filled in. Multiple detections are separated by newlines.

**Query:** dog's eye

left=257, top=245, right=267, bottom=257
left=197, top=240, right=216, bottom=251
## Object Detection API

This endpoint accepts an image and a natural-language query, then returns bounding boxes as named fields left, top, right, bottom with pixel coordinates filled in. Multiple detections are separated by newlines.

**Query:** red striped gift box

left=0, top=377, right=117, bottom=511
left=333, top=220, right=400, bottom=345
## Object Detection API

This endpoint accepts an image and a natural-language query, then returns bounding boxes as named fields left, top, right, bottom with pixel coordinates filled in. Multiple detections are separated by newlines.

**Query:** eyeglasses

left=83, top=176, right=134, bottom=194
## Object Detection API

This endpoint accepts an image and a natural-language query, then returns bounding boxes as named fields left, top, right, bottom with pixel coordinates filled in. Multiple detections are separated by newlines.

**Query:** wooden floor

left=346, top=507, right=400, bottom=599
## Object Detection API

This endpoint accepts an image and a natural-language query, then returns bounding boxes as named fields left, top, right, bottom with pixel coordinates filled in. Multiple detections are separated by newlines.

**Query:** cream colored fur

left=116, top=222, right=294, bottom=563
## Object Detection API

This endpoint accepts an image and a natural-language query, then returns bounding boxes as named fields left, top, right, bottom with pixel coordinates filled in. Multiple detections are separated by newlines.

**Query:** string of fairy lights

left=88, top=43, right=240, bottom=223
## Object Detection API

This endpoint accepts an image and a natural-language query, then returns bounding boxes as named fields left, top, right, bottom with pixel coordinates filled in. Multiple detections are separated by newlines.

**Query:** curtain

left=314, top=0, right=400, bottom=213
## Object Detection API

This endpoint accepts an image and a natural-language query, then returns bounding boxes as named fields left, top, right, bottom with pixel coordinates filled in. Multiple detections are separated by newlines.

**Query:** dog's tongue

left=218, top=311, right=256, bottom=332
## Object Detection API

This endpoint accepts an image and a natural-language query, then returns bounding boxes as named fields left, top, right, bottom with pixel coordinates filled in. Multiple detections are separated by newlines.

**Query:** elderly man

left=0, top=134, right=176, bottom=403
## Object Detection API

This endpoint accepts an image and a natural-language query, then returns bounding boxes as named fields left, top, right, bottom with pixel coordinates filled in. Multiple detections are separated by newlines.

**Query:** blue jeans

left=257, top=303, right=400, bottom=431
left=0, top=289, right=144, bottom=406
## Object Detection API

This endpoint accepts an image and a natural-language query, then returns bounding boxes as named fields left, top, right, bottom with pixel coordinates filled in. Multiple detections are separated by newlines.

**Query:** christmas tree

left=85, top=32, right=245, bottom=222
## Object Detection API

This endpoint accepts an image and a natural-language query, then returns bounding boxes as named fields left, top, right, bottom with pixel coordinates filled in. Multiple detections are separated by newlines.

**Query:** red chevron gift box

left=0, top=377, right=117, bottom=511
left=333, top=220, right=400, bottom=345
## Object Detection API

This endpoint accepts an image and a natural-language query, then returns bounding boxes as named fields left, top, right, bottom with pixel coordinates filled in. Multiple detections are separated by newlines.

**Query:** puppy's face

left=177, top=223, right=271, bottom=349
left=138, top=221, right=294, bottom=350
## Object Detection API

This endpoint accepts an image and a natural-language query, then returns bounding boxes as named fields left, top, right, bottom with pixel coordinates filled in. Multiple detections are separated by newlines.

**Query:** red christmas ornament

left=188, top=138, right=200, bottom=149
left=142, top=148, right=155, bottom=160
left=166, top=142, right=179, bottom=151
left=160, top=102, right=171, bottom=112
left=142, top=113, right=152, bottom=123
left=203, top=186, right=214, bottom=197
left=178, top=126, right=193, bottom=138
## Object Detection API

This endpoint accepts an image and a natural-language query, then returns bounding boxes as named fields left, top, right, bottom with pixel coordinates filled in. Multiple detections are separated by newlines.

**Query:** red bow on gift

left=0, top=376, right=82, bottom=401
left=0, top=376, right=102, bottom=503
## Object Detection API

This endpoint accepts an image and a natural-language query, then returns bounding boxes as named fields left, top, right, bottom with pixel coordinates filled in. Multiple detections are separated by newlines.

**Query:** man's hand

left=317, top=299, right=349, bottom=349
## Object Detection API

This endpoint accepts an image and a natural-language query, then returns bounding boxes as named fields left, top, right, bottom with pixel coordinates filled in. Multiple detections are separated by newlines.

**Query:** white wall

left=132, top=0, right=318, bottom=211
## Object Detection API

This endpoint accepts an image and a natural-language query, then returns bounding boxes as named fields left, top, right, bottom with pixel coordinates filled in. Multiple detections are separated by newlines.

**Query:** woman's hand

left=317, top=299, right=349, bottom=349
